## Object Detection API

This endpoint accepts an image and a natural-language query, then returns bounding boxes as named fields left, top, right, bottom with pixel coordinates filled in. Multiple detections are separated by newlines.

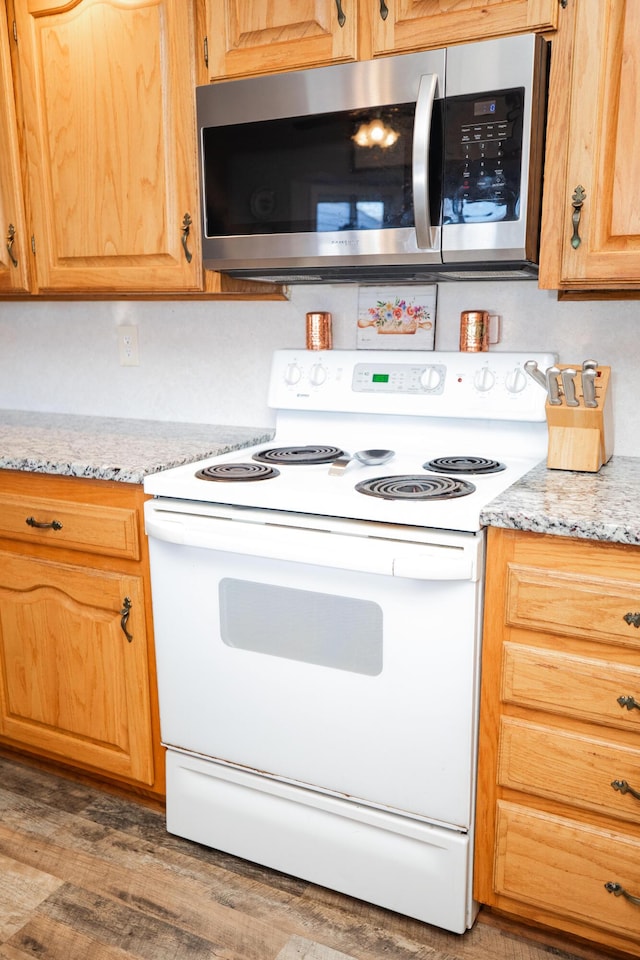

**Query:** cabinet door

left=206, top=0, right=357, bottom=79
left=0, top=550, right=154, bottom=785
left=12, top=0, right=202, bottom=293
left=0, top=2, right=31, bottom=292
left=540, top=0, right=640, bottom=289
left=371, top=0, right=559, bottom=56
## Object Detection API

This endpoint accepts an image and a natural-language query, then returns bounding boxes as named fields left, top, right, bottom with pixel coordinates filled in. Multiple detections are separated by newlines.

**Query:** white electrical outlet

left=118, top=325, right=139, bottom=366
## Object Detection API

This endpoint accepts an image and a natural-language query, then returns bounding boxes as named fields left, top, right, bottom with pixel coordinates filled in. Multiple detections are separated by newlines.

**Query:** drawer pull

left=611, top=779, right=640, bottom=801
left=617, top=695, right=640, bottom=712
left=623, top=611, right=640, bottom=628
left=120, top=596, right=133, bottom=642
left=26, top=516, right=63, bottom=531
left=605, top=882, right=640, bottom=907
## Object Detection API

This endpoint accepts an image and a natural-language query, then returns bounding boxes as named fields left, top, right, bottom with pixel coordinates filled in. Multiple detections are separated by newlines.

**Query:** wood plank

left=0, top=853, right=63, bottom=941
left=276, top=935, right=357, bottom=960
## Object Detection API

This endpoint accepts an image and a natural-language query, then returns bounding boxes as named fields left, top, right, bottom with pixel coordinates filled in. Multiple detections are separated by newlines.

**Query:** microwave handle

left=413, top=73, right=438, bottom=250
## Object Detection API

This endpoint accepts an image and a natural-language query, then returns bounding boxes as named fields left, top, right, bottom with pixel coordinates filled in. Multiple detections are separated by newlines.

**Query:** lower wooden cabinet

left=475, top=527, right=640, bottom=955
left=0, top=470, right=164, bottom=798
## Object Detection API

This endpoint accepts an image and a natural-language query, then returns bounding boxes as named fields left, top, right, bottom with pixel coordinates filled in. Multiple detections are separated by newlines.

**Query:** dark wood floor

left=0, top=756, right=627, bottom=960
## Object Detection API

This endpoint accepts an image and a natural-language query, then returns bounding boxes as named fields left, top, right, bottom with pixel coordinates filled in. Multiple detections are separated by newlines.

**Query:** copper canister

left=306, top=311, right=332, bottom=350
left=459, top=310, right=489, bottom=352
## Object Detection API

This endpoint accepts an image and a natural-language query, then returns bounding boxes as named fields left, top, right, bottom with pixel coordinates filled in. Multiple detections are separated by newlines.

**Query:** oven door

left=145, top=500, right=483, bottom=830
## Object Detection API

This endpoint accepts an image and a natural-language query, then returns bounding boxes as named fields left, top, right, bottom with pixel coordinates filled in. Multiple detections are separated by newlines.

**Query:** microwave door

left=413, top=72, right=440, bottom=255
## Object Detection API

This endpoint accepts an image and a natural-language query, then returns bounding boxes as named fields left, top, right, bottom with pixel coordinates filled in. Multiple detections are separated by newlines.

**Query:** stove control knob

left=474, top=366, right=495, bottom=392
left=284, top=362, right=302, bottom=385
left=505, top=366, right=527, bottom=394
left=419, top=365, right=443, bottom=391
left=309, top=363, right=327, bottom=386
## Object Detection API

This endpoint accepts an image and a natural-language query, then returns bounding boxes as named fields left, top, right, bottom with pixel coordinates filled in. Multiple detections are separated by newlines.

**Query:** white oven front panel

left=147, top=514, right=483, bottom=830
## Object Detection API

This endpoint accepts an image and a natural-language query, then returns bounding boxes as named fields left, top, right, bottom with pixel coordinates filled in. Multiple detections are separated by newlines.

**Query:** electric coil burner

left=424, top=456, right=506, bottom=475
left=144, top=348, right=557, bottom=938
left=196, top=463, right=280, bottom=481
left=253, top=445, right=344, bottom=465
left=356, top=474, right=476, bottom=501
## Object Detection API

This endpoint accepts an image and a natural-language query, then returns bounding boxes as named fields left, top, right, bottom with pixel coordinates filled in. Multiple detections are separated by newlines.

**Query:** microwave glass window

left=316, top=200, right=384, bottom=231
left=442, top=87, right=524, bottom=225
left=202, top=102, right=441, bottom=237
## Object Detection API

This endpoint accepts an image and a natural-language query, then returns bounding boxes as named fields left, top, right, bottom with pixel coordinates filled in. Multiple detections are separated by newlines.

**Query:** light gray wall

left=0, top=281, right=638, bottom=454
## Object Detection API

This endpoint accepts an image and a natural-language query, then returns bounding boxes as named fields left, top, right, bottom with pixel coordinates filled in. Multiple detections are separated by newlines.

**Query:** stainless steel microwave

left=196, top=34, right=548, bottom=284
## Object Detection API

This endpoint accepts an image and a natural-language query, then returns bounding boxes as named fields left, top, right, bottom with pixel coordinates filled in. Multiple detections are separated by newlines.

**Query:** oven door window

left=220, top=578, right=382, bottom=675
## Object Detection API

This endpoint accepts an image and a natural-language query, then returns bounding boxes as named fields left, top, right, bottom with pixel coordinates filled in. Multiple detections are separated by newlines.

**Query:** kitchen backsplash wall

left=0, top=282, right=638, bottom=456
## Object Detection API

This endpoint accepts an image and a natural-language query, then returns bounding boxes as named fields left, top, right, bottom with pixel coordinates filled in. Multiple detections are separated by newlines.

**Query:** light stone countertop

left=480, top=456, right=640, bottom=545
left=0, top=410, right=273, bottom=484
left=4, top=410, right=640, bottom=543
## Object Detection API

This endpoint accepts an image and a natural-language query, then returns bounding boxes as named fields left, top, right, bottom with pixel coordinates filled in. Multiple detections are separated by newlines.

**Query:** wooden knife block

left=546, top=365, right=613, bottom=472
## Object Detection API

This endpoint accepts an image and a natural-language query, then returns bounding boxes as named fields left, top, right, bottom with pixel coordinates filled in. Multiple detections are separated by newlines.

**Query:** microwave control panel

left=442, top=86, right=524, bottom=225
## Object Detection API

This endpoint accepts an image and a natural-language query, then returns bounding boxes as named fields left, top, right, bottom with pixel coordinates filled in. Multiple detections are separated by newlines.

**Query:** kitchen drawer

left=499, top=716, right=640, bottom=824
left=494, top=801, right=640, bottom=942
left=502, top=642, right=640, bottom=732
left=506, top=563, right=640, bottom=650
left=0, top=493, right=140, bottom=560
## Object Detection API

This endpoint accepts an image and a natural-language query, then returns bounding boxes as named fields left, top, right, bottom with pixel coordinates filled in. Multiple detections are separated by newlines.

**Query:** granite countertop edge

left=480, top=456, right=640, bottom=546
left=0, top=410, right=274, bottom=485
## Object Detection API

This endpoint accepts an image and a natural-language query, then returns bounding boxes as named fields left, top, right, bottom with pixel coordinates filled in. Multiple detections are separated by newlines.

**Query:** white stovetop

left=144, top=349, right=555, bottom=532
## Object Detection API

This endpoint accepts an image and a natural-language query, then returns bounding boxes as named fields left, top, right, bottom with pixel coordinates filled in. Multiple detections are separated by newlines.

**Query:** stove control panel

left=269, top=350, right=557, bottom=421
left=352, top=362, right=446, bottom=395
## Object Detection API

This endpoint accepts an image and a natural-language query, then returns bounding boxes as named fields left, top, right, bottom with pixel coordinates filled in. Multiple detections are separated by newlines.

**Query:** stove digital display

left=372, top=373, right=390, bottom=383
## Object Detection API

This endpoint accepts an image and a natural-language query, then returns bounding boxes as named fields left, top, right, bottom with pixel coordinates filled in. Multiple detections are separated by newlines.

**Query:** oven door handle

left=145, top=510, right=478, bottom=582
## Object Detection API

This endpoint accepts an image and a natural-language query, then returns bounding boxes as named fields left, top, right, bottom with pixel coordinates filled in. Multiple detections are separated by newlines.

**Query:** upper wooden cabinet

left=371, top=0, right=559, bottom=58
left=0, top=3, right=31, bottom=292
left=539, top=0, right=640, bottom=291
left=205, top=0, right=559, bottom=80
left=206, top=0, right=358, bottom=79
left=11, top=0, right=203, bottom=294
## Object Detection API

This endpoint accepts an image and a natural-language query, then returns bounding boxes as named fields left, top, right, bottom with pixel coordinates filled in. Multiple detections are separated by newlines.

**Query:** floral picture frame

left=356, top=285, right=437, bottom=350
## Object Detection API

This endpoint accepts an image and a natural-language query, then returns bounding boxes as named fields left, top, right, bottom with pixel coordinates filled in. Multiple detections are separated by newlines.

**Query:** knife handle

left=524, top=360, right=547, bottom=389
left=581, top=368, right=598, bottom=407
left=561, top=368, right=579, bottom=407
left=546, top=366, right=562, bottom=405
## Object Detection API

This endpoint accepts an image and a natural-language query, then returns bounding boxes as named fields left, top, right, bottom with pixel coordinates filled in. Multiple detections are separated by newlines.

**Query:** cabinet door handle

left=611, top=779, right=640, bottom=801
left=120, top=596, right=133, bottom=642
left=379, top=1, right=389, bottom=20
left=570, top=185, right=586, bottom=249
left=605, top=882, right=640, bottom=907
left=623, top=611, right=640, bottom=628
left=334, top=0, right=346, bottom=27
left=617, top=695, right=640, bottom=712
left=26, top=516, right=63, bottom=531
left=6, top=223, right=18, bottom=267
left=181, top=213, right=193, bottom=263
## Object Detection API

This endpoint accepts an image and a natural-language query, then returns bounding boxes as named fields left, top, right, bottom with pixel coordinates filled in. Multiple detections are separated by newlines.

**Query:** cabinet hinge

left=203, top=35, right=208, bottom=69
left=12, top=19, right=17, bottom=42
left=31, top=235, right=36, bottom=255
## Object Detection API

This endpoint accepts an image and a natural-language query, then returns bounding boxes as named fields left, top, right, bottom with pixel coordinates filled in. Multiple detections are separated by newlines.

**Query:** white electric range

left=143, top=349, right=554, bottom=934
